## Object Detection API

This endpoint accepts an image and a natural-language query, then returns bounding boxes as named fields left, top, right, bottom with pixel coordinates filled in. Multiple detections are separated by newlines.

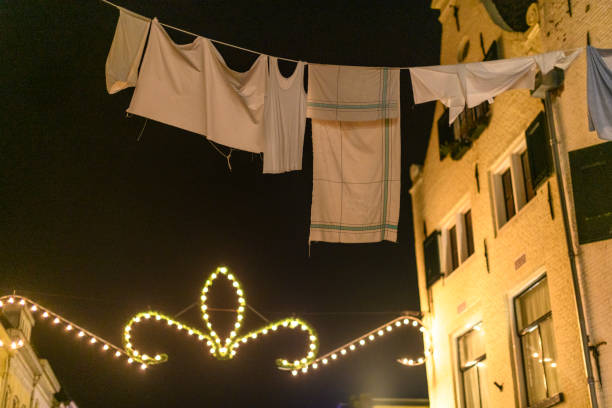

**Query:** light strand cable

left=99, top=0, right=585, bottom=70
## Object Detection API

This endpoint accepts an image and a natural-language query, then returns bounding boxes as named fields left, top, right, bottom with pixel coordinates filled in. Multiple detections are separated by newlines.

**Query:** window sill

left=528, top=393, right=563, bottom=408
left=444, top=252, right=477, bottom=280
left=496, top=184, right=545, bottom=235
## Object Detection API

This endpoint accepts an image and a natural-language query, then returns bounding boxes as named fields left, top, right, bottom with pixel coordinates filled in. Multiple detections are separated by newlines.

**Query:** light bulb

left=90, top=338, right=97, bottom=344
left=209, top=348, right=215, bottom=354
left=19, top=299, right=25, bottom=305
left=395, top=321, right=401, bottom=327
left=235, top=322, right=241, bottom=329
left=198, top=335, right=204, bottom=341
left=53, top=317, right=60, bottom=324
left=412, top=321, right=418, bottom=327
left=313, top=363, right=318, bottom=369
left=368, top=335, right=374, bottom=341
left=31, top=305, right=37, bottom=312
left=301, top=367, right=307, bottom=373
left=127, top=358, right=133, bottom=364
left=377, top=330, right=384, bottom=336
left=65, top=325, right=73, bottom=331
left=155, top=315, right=161, bottom=320
left=291, top=370, right=298, bottom=376
left=232, top=281, right=238, bottom=288
left=8, top=298, right=14, bottom=304
left=219, top=267, right=227, bottom=274
left=144, top=314, right=150, bottom=319
left=359, top=340, right=365, bottom=345
left=331, top=354, right=337, bottom=360
left=115, top=351, right=121, bottom=357
left=349, top=345, right=355, bottom=351
left=42, top=312, right=49, bottom=318
left=340, top=349, right=346, bottom=355
left=78, top=331, right=85, bottom=337
left=228, top=274, right=234, bottom=280
left=188, top=330, right=194, bottom=335
left=140, top=363, right=147, bottom=370
left=403, top=319, right=409, bottom=325
left=322, top=358, right=328, bottom=364
left=386, top=326, right=392, bottom=332
left=103, top=344, right=109, bottom=351
left=309, top=335, right=316, bottom=341
left=155, top=355, right=161, bottom=361
left=309, top=344, right=316, bottom=350
left=419, top=327, right=426, bottom=332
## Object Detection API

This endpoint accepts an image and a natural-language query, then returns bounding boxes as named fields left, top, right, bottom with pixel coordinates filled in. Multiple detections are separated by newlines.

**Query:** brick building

left=409, top=1, right=611, bottom=407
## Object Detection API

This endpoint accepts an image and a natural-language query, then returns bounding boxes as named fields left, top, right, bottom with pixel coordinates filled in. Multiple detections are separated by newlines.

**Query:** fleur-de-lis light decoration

left=123, top=267, right=319, bottom=372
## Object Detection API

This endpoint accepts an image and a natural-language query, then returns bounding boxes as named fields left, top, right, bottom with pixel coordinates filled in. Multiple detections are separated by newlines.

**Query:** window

left=491, top=113, right=551, bottom=229
left=515, top=276, right=561, bottom=406
left=441, top=206, right=476, bottom=274
left=569, top=141, right=612, bottom=244
left=458, top=323, right=488, bottom=408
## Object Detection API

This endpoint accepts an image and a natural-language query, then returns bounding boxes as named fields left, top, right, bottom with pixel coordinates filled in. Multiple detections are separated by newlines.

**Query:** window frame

left=456, top=322, right=488, bottom=408
left=438, top=198, right=475, bottom=276
left=510, top=273, right=563, bottom=408
left=490, top=137, right=535, bottom=230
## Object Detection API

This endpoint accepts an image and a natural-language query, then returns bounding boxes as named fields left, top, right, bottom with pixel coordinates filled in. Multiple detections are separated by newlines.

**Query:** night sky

left=1, top=1, right=440, bottom=406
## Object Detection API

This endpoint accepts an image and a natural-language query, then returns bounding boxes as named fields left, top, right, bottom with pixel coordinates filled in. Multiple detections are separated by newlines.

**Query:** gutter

left=543, top=90, right=598, bottom=408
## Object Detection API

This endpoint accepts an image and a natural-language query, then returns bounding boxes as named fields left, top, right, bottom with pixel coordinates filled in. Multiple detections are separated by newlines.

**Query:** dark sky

left=1, top=1, right=440, bottom=407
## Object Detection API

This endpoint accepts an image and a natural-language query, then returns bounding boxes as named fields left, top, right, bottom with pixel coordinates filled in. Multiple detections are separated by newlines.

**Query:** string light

left=0, top=295, right=135, bottom=370
left=122, top=267, right=319, bottom=372
left=290, top=315, right=430, bottom=376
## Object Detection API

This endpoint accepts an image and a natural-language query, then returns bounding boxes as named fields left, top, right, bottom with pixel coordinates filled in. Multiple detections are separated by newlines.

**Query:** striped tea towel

left=307, top=64, right=400, bottom=121
left=309, top=116, right=401, bottom=243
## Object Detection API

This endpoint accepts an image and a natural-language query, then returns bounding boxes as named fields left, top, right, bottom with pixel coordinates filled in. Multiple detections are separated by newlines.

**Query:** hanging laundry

left=127, top=19, right=267, bottom=153
left=409, top=49, right=582, bottom=124
left=263, top=57, right=307, bottom=173
left=587, top=46, right=612, bottom=141
left=307, top=64, right=400, bottom=121
left=308, top=66, right=400, bottom=243
left=105, top=8, right=150, bottom=94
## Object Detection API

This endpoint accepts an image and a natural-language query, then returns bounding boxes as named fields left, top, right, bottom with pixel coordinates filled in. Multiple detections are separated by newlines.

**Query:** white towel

left=105, top=8, right=150, bottom=94
left=409, top=49, right=582, bottom=124
left=127, top=19, right=267, bottom=153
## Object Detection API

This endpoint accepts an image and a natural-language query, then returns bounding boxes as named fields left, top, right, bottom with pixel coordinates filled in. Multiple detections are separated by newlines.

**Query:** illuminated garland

left=123, top=267, right=319, bottom=372
left=0, top=267, right=431, bottom=376
left=290, top=314, right=431, bottom=376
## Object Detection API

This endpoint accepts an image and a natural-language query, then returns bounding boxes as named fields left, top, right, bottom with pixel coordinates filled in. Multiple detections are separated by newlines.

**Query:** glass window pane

left=465, top=210, right=475, bottom=257
left=462, top=366, right=481, bottom=408
left=478, top=362, right=489, bottom=408
left=502, top=169, right=516, bottom=221
left=450, top=225, right=459, bottom=271
left=515, top=278, right=551, bottom=331
left=459, top=327, right=485, bottom=366
left=540, top=318, right=560, bottom=396
left=521, top=328, right=547, bottom=405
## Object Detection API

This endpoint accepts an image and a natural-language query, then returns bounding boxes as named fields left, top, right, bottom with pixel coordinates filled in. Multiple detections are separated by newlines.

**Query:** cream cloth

left=307, top=64, right=400, bottom=121
left=409, top=49, right=582, bottom=124
left=127, top=19, right=267, bottom=153
left=310, top=117, right=401, bottom=243
left=263, top=57, right=307, bottom=173
left=105, top=8, right=150, bottom=94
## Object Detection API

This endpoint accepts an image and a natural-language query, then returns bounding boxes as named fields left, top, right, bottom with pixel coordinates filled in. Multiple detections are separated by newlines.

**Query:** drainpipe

left=543, top=90, right=598, bottom=408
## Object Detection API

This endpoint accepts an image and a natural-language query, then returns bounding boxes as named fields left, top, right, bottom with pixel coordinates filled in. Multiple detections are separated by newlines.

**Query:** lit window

left=515, top=276, right=560, bottom=405
left=457, top=323, right=488, bottom=408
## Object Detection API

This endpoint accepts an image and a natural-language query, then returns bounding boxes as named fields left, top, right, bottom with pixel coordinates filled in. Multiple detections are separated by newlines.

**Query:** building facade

left=0, top=304, right=77, bottom=408
left=410, top=1, right=611, bottom=407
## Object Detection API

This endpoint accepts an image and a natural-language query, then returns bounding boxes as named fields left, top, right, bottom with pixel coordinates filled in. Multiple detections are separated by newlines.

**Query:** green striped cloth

left=308, top=65, right=400, bottom=243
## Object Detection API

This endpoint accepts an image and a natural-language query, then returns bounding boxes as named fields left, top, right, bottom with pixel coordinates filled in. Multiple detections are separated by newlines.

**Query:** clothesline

left=100, top=0, right=585, bottom=70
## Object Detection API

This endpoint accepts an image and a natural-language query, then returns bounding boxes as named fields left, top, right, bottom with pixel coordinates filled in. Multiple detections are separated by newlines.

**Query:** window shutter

left=424, top=231, right=442, bottom=286
left=569, top=141, right=612, bottom=244
left=525, top=112, right=552, bottom=189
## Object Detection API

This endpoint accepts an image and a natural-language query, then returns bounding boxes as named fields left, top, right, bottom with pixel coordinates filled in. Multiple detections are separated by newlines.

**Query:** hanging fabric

left=308, top=66, right=401, bottom=243
left=586, top=46, right=612, bottom=141
left=105, top=8, right=150, bottom=94
left=307, top=64, right=400, bottom=121
left=409, top=49, right=582, bottom=124
left=263, top=57, right=307, bottom=173
left=127, top=19, right=267, bottom=153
